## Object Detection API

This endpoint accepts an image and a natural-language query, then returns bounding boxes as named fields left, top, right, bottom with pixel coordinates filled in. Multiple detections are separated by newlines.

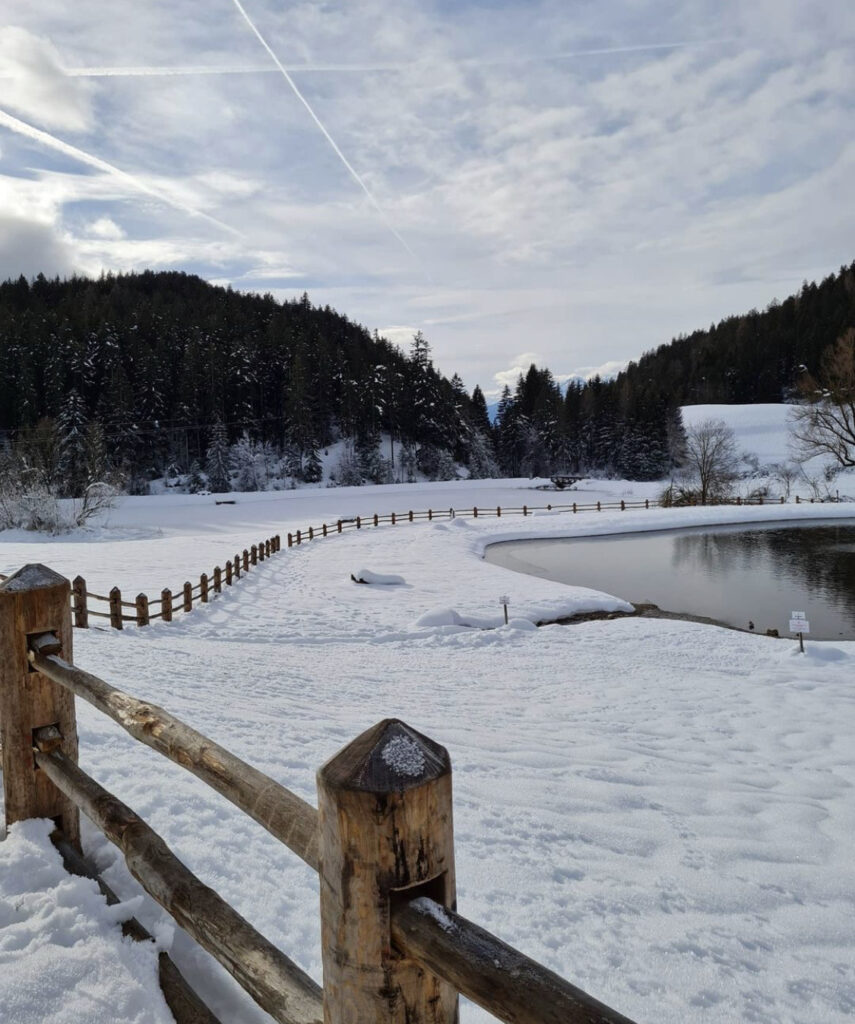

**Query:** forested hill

left=0, top=271, right=495, bottom=487
left=617, top=260, right=855, bottom=405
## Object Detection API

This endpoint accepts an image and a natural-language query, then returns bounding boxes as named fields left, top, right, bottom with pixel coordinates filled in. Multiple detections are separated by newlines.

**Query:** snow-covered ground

left=2, top=410, right=855, bottom=1024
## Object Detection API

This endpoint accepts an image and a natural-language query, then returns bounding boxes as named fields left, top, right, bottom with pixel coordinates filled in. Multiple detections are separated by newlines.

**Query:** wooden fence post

left=391, top=513, right=396, bottom=526
left=323, top=523, right=328, bottom=537
left=573, top=502, right=577, bottom=513
left=274, top=535, right=281, bottom=552
left=374, top=513, right=379, bottom=527
left=497, top=506, right=501, bottom=517
left=428, top=509, right=432, bottom=521
left=308, top=527, right=314, bottom=542
left=234, top=554, right=241, bottom=578
left=136, top=593, right=150, bottom=626
left=200, top=574, right=209, bottom=603
left=409, top=510, right=413, bottom=522
left=337, top=520, right=342, bottom=533
left=597, top=501, right=601, bottom=511
left=317, top=719, right=458, bottom=1024
left=225, top=561, right=233, bottom=586
left=258, top=542, right=265, bottom=563
left=243, top=549, right=249, bottom=572
left=473, top=506, right=478, bottom=518
left=109, top=587, right=123, bottom=630
left=523, top=505, right=528, bottom=516
left=0, top=565, right=80, bottom=848
left=161, top=589, right=172, bottom=623
left=72, top=575, right=88, bottom=629
left=356, top=517, right=361, bottom=530
left=796, top=495, right=800, bottom=504
left=296, top=531, right=302, bottom=545
left=620, top=500, right=625, bottom=511
left=213, top=566, right=222, bottom=594
left=266, top=539, right=272, bottom=557
left=183, top=582, right=193, bottom=613
left=645, top=499, right=649, bottom=509
left=288, top=533, right=293, bottom=548
left=251, top=545, right=258, bottom=565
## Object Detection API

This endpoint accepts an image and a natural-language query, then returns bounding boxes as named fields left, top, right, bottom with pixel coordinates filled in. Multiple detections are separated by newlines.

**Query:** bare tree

left=680, top=418, right=741, bottom=504
left=789, top=329, right=855, bottom=468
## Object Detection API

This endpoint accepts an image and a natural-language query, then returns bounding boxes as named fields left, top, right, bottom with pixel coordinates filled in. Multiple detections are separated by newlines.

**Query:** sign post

left=789, top=611, right=809, bottom=653
left=498, top=594, right=510, bottom=625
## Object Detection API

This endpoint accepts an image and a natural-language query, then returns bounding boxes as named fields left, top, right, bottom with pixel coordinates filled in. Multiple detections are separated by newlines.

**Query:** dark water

left=485, top=521, right=855, bottom=640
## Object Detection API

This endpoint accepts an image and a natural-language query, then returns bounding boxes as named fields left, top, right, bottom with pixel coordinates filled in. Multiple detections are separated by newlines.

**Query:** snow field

left=1, top=471, right=854, bottom=1024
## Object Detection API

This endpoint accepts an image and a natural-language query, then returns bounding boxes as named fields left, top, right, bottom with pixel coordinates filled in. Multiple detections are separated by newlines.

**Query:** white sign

left=789, top=619, right=810, bottom=634
left=498, top=595, right=510, bottom=606
left=791, top=611, right=806, bottom=620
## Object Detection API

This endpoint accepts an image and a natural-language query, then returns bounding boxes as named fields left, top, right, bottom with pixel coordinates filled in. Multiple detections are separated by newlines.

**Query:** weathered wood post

left=0, top=565, right=80, bottom=848
left=225, top=561, right=233, bottom=586
left=288, top=532, right=294, bottom=548
left=274, top=534, right=281, bottom=552
left=428, top=509, right=433, bottom=521
left=317, top=719, right=458, bottom=1024
left=296, top=531, right=302, bottom=545
left=620, top=500, right=625, bottom=511
left=356, top=517, right=361, bottom=530
left=497, top=506, right=501, bottom=517
left=323, top=523, right=328, bottom=537
left=72, top=575, right=88, bottom=629
left=243, top=549, right=249, bottom=572
left=374, top=513, right=379, bottom=527
left=200, top=573, right=209, bottom=603
left=308, top=527, right=314, bottom=541
left=109, top=587, right=123, bottom=630
left=573, top=502, right=577, bottom=513
left=266, top=539, right=272, bottom=557
left=596, top=501, right=601, bottom=511
left=523, top=504, right=528, bottom=516
left=796, top=495, right=800, bottom=504
left=409, top=510, right=414, bottom=522
left=183, top=582, right=193, bottom=613
left=234, top=554, right=241, bottom=579
left=161, top=589, right=173, bottom=623
left=337, top=520, right=343, bottom=533
left=258, top=542, right=265, bottom=563
left=391, top=513, right=396, bottom=526
left=645, top=499, right=649, bottom=509
left=213, top=566, right=222, bottom=594
left=473, top=506, right=478, bottom=518
left=251, top=544, right=258, bottom=565
left=135, top=593, right=150, bottom=626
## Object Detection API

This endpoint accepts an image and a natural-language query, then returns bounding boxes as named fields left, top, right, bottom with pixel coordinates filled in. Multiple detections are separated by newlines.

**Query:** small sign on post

left=789, top=611, right=809, bottom=652
left=498, top=594, right=510, bottom=625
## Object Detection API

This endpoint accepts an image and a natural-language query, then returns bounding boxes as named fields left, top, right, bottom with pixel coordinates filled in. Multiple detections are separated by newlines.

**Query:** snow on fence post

left=136, top=593, right=150, bottom=626
left=317, top=719, right=458, bottom=1024
left=183, top=582, right=193, bottom=613
left=200, top=574, right=209, bottom=603
left=251, top=545, right=258, bottom=565
left=161, top=589, right=173, bottom=622
left=0, top=565, right=80, bottom=848
left=213, top=566, right=222, bottom=594
left=72, top=575, right=88, bottom=629
left=109, top=587, right=123, bottom=630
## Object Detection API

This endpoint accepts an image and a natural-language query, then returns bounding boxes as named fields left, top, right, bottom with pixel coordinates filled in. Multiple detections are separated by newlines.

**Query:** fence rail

left=0, top=493, right=827, bottom=631
left=1, top=564, right=640, bottom=1024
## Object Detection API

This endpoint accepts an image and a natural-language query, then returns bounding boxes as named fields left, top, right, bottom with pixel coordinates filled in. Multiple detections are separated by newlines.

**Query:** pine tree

left=205, top=420, right=231, bottom=492
left=56, top=389, right=89, bottom=497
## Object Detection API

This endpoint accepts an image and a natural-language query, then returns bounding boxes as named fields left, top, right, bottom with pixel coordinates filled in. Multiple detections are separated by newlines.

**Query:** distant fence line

left=0, top=494, right=828, bottom=631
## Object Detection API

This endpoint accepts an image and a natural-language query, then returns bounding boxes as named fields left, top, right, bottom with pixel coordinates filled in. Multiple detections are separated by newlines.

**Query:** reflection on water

left=485, top=521, right=855, bottom=640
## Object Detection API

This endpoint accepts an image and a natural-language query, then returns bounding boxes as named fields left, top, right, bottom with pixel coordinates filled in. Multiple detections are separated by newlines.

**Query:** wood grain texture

left=317, top=719, right=458, bottom=1024
left=37, top=750, right=323, bottom=1024
left=0, top=565, right=80, bottom=847
left=29, top=649, right=320, bottom=870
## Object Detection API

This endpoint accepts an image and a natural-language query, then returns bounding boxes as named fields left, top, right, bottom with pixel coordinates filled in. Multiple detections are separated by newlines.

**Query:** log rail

left=0, top=563, right=640, bottom=1024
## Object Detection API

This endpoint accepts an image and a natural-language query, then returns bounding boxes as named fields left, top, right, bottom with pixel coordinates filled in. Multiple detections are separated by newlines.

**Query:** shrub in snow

left=351, top=569, right=406, bottom=585
left=0, top=478, right=117, bottom=534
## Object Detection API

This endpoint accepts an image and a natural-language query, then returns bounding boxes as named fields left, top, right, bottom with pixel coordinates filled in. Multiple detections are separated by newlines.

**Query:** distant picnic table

left=550, top=475, right=581, bottom=489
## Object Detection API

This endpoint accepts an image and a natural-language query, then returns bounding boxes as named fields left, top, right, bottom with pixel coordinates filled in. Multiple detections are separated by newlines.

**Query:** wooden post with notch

left=136, top=593, right=150, bottom=626
left=317, top=719, right=458, bottom=1024
left=0, top=565, right=80, bottom=848
left=72, top=575, right=88, bottom=629
left=109, top=586, right=123, bottom=630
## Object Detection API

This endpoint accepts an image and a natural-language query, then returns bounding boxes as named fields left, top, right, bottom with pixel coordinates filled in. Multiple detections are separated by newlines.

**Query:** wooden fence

left=1, top=564, right=638, bottom=1024
left=0, top=493, right=820, bottom=632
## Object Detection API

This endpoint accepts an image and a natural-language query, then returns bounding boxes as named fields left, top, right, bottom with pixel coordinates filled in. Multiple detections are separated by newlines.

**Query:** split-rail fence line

left=0, top=493, right=821, bottom=632
left=1, top=564, right=638, bottom=1024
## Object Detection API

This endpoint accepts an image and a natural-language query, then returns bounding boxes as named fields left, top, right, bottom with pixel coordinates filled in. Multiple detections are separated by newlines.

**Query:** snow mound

left=504, top=617, right=538, bottom=632
left=351, top=569, right=406, bottom=585
left=413, top=607, right=462, bottom=627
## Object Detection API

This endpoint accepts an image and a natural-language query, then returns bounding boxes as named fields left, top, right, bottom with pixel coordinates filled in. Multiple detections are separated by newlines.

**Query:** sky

left=0, top=1, right=853, bottom=398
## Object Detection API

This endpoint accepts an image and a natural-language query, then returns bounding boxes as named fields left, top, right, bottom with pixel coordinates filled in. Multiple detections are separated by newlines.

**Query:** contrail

left=36, top=38, right=732, bottom=80
left=0, top=107, right=240, bottom=237
left=230, top=0, right=422, bottom=268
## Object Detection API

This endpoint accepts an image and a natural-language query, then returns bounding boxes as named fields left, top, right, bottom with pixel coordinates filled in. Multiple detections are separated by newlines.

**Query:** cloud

left=0, top=214, right=76, bottom=280
left=0, top=27, right=93, bottom=131
left=492, top=352, right=543, bottom=393
left=86, top=216, right=125, bottom=240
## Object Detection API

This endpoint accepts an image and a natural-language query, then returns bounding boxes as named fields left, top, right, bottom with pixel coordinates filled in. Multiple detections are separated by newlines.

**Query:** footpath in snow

left=1, top=477, right=854, bottom=1024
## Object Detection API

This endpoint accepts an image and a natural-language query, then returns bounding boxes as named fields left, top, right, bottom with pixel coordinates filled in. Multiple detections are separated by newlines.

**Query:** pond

left=485, top=521, right=855, bottom=640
